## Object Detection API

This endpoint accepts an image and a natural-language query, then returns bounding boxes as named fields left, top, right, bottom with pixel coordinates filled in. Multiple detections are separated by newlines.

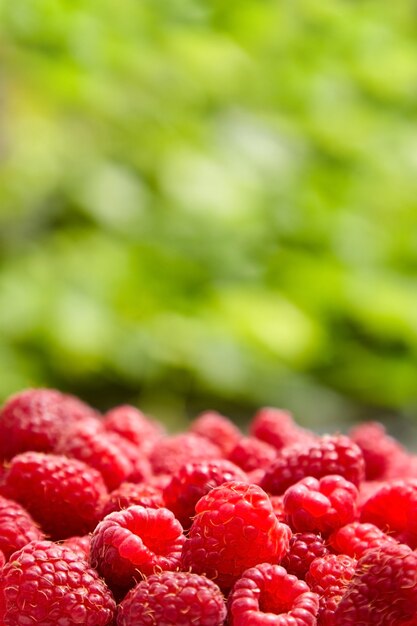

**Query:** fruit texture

left=4, top=451, right=107, bottom=539
left=181, top=481, right=291, bottom=590
left=90, top=505, right=185, bottom=593
left=0, top=540, right=116, bottom=625
left=117, top=571, right=226, bottom=626
left=228, top=562, right=319, bottom=625
left=335, top=543, right=417, bottom=625
left=283, top=475, right=358, bottom=536
left=260, top=435, right=365, bottom=495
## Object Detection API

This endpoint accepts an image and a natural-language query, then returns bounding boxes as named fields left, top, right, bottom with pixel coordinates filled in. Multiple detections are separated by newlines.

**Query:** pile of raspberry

left=0, top=390, right=416, bottom=625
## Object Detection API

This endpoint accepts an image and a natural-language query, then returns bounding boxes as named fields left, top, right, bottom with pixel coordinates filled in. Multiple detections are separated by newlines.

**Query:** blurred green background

left=1, top=0, right=417, bottom=429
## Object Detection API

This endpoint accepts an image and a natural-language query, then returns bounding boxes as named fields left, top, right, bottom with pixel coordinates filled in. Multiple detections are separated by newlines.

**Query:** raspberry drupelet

left=117, top=571, right=226, bottom=626
left=90, top=505, right=185, bottom=594
left=181, top=480, right=292, bottom=591
left=228, top=562, right=319, bottom=626
left=0, top=540, right=116, bottom=625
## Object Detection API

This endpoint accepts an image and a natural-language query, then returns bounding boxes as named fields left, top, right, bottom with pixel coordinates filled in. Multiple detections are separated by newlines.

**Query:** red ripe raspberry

left=0, top=549, right=5, bottom=568
left=56, top=422, right=132, bottom=491
left=360, top=480, right=417, bottom=548
left=228, top=562, right=319, bottom=626
left=56, top=422, right=150, bottom=491
left=0, top=388, right=97, bottom=460
left=281, top=532, right=330, bottom=580
left=260, top=435, right=365, bottom=495
left=283, top=475, right=358, bottom=536
left=62, top=535, right=91, bottom=559
left=335, top=543, right=417, bottom=625
left=90, top=505, right=185, bottom=593
left=149, top=433, right=221, bottom=475
left=104, top=405, right=163, bottom=454
left=4, top=452, right=107, bottom=539
left=117, top=571, right=226, bottom=626
left=0, top=540, right=115, bottom=625
left=329, top=522, right=398, bottom=559
left=181, top=481, right=292, bottom=591
left=103, top=482, right=164, bottom=517
left=306, top=554, right=356, bottom=626
left=228, top=436, right=277, bottom=472
left=163, top=459, right=247, bottom=529
left=250, top=407, right=315, bottom=451
left=349, top=421, right=407, bottom=480
left=0, top=495, right=44, bottom=559
left=189, top=411, right=241, bottom=455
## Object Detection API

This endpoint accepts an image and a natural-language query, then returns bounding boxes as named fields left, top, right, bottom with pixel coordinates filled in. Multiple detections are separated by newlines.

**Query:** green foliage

left=1, top=0, right=417, bottom=424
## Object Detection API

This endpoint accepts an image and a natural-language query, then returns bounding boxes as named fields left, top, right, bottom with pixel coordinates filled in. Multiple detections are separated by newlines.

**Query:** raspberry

left=0, top=540, right=116, bottom=625
left=181, top=481, right=292, bottom=591
left=4, top=452, right=107, bottom=539
left=90, top=505, right=185, bottom=593
left=149, top=433, right=221, bottom=475
left=117, top=571, right=226, bottom=626
left=190, top=411, right=241, bottom=455
left=329, top=522, right=398, bottom=559
left=0, top=495, right=44, bottom=559
left=360, top=479, right=417, bottom=548
left=62, top=535, right=91, bottom=559
left=228, top=562, right=319, bottom=626
left=306, top=554, right=356, bottom=626
left=163, top=459, right=247, bottom=528
left=281, top=532, right=330, bottom=580
left=56, top=422, right=150, bottom=491
left=335, top=543, right=417, bottom=625
left=107, top=433, right=152, bottom=483
left=0, top=549, right=5, bottom=568
left=250, top=407, right=315, bottom=451
left=260, top=435, right=365, bottom=495
left=0, top=388, right=97, bottom=460
left=104, top=404, right=163, bottom=454
left=228, top=436, right=277, bottom=472
left=103, top=482, right=165, bottom=517
left=283, top=475, right=358, bottom=536
left=349, top=421, right=408, bottom=480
